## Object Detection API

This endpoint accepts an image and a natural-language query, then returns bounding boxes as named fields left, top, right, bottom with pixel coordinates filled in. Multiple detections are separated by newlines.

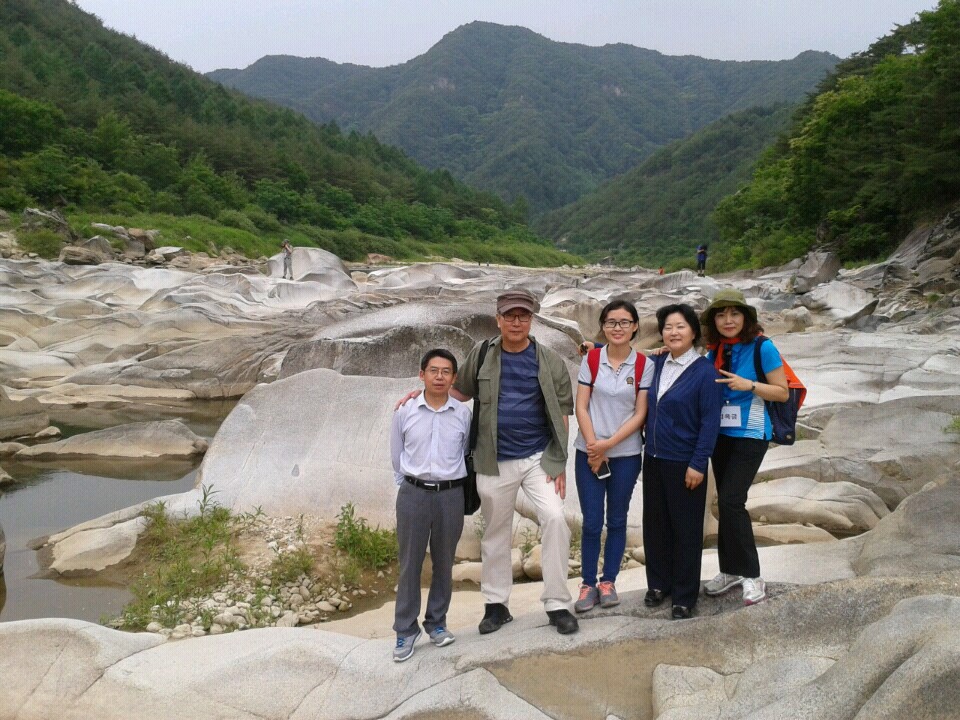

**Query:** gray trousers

left=283, top=255, right=293, bottom=278
left=393, top=480, right=465, bottom=637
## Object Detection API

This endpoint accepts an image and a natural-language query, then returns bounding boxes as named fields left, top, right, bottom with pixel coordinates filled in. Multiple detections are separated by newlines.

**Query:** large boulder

left=266, top=246, right=349, bottom=281
left=798, top=280, right=878, bottom=324
left=746, top=476, right=889, bottom=534
left=854, top=478, right=960, bottom=577
left=48, top=516, right=149, bottom=575
left=58, top=246, right=105, bottom=266
left=14, top=420, right=208, bottom=460
left=792, top=251, right=842, bottom=293
left=0, top=386, right=50, bottom=440
left=760, top=395, right=960, bottom=507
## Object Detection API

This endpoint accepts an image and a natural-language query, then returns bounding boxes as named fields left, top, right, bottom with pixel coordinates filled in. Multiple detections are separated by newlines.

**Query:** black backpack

left=753, top=336, right=807, bottom=446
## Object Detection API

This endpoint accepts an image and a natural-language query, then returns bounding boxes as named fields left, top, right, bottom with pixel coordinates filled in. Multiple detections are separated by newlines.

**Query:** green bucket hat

left=701, top=288, right=758, bottom=325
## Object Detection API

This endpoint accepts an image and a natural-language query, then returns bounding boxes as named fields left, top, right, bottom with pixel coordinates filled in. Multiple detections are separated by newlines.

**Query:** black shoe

left=644, top=589, right=667, bottom=607
left=671, top=605, right=693, bottom=620
left=547, top=609, right=579, bottom=635
left=478, top=603, right=513, bottom=634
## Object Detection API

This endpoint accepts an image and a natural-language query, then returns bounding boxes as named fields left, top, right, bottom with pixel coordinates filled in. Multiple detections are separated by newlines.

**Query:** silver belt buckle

left=424, top=482, right=439, bottom=491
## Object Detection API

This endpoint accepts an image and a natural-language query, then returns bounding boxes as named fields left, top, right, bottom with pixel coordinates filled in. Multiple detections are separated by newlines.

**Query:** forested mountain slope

left=536, top=105, right=795, bottom=268
left=711, top=0, right=960, bottom=269
left=0, top=0, right=568, bottom=265
left=210, top=23, right=837, bottom=215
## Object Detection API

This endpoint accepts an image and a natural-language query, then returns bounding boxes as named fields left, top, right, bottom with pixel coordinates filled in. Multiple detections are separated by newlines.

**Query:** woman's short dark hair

left=702, top=311, right=764, bottom=345
left=656, top=304, right=702, bottom=345
left=599, top=298, right=640, bottom=340
left=420, top=348, right=458, bottom=374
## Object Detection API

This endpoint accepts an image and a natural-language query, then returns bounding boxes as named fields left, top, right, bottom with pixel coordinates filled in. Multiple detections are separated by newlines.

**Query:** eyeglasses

left=501, top=313, right=533, bottom=324
left=602, top=319, right=636, bottom=329
left=424, top=367, right=454, bottom=377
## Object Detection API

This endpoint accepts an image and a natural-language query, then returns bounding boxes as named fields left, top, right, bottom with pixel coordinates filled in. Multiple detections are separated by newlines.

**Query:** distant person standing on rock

left=700, top=289, right=789, bottom=607
left=281, top=239, right=294, bottom=280
left=696, top=245, right=708, bottom=277
left=390, top=348, right=471, bottom=662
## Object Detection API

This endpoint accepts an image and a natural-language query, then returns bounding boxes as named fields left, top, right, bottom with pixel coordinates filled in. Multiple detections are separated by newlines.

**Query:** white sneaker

left=742, top=577, right=767, bottom=605
left=704, top=572, right=743, bottom=597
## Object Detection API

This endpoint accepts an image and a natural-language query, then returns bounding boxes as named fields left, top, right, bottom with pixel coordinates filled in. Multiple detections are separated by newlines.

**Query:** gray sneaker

left=574, top=584, right=600, bottom=613
left=597, top=580, right=620, bottom=608
left=704, top=572, right=743, bottom=597
left=429, top=626, right=456, bottom=647
left=393, top=629, right=421, bottom=662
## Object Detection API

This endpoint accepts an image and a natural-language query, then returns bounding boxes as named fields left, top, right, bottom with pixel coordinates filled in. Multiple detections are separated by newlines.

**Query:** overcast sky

left=73, top=0, right=938, bottom=73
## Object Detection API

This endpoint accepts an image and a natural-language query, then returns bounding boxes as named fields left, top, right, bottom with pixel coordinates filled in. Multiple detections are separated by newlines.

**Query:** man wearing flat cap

left=452, top=288, right=578, bottom=635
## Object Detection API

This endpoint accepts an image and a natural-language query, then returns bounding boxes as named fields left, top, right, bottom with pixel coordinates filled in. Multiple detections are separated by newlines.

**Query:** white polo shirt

left=574, top=347, right=655, bottom=458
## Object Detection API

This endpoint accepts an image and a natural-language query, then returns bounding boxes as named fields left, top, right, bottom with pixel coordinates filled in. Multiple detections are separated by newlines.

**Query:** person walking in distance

left=390, top=348, right=471, bottom=662
left=281, top=238, right=294, bottom=280
left=696, top=245, right=708, bottom=277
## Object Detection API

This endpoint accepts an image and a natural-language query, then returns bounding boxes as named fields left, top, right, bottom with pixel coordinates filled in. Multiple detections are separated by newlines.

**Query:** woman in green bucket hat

left=701, top=289, right=789, bottom=606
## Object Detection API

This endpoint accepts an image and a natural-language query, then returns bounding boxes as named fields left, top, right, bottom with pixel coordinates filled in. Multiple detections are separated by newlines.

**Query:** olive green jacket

left=454, top=335, right=573, bottom=477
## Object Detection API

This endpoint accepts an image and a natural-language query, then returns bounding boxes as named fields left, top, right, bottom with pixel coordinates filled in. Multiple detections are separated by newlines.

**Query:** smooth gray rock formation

left=854, top=478, right=960, bottom=576
left=48, top=516, right=149, bottom=575
left=14, top=420, right=208, bottom=460
left=792, top=251, right=842, bottom=293
left=799, top=280, right=878, bottom=324
left=746, top=476, right=889, bottom=534
left=760, top=394, right=960, bottom=506
left=0, top=386, right=50, bottom=440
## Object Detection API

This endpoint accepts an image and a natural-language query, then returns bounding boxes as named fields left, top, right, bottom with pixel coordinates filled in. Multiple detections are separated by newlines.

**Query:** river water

left=0, top=400, right=235, bottom=623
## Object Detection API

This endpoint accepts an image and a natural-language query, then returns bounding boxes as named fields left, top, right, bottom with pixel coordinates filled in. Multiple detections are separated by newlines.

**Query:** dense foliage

left=0, top=1, right=572, bottom=266
left=711, top=0, right=960, bottom=269
left=536, top=105, right=795, bottom=268
left=210, top=23, right=837, bottom=215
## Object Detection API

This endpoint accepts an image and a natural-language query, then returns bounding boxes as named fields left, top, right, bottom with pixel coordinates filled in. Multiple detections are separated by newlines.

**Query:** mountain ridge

left=209, top=22, right=838, bottom=215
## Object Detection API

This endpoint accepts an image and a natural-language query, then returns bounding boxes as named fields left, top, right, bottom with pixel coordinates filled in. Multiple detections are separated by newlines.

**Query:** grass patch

left=333, top=502, right=398, bottom=570
left=15, top=228, right=63, bottom=258
left=119, top=486, right=245, bottom=629
left=945, top=416, right=960, bottom=435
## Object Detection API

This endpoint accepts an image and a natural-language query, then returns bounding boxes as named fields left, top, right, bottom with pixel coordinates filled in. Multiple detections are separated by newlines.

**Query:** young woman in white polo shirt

left=573, top=299, right=654, bottom=612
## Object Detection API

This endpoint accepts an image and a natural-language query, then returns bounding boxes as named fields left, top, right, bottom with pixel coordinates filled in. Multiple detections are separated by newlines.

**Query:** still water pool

left=0, top=400, right=235, bottom=623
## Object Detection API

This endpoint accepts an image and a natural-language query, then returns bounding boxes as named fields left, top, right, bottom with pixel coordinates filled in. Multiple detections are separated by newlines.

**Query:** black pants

left=711, top=434, right=769, bottom=579
left=642, top=454, right=707, bottom=609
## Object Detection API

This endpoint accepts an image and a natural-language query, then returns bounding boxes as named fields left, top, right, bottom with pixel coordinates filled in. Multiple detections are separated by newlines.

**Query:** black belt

left=405, top=476, right=465, bottom=492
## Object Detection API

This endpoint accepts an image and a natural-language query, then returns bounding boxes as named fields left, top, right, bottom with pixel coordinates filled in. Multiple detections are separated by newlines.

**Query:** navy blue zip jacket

left=645, top=352, right=723, bottom=474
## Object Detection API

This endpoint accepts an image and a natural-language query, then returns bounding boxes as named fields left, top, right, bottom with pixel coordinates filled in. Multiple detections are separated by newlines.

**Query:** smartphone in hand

left=597, top=461, right=612, bottom=479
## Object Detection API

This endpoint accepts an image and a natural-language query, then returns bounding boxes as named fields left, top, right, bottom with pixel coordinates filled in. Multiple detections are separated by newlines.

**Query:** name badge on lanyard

left=720, top=403, right=742, bottom=428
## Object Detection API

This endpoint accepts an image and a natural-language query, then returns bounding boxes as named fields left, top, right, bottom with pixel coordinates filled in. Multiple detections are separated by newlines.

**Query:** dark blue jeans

left=575, top=450, right=642, bottom=586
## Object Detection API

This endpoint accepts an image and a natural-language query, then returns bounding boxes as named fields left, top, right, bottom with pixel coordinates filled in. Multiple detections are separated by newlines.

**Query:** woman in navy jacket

left=642, top=303, right=723, bottom=619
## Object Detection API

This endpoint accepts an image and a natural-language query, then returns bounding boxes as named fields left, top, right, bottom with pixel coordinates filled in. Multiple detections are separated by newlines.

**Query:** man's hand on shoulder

left=394, top=390, right=421, bottom=410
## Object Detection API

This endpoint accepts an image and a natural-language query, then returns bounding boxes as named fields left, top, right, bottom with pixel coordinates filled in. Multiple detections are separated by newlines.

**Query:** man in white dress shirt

left=390, top=348, right=471, bottom=662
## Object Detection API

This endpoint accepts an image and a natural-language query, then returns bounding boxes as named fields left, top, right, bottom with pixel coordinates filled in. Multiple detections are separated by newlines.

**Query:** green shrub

left=334, top=502, right=398, bottom=570
left=16, top=228, right=63, bottom=258
left=218, top=208, right=258, bottom=233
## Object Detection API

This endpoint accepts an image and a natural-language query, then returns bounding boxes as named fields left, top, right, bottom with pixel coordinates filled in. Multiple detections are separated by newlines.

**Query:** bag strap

left=468, top=339, right=491, bottom=453
left=587, top=347, right=601, bottom=388
left=753, top=335, right=770, bottom=385
left=589, top=346, right=646, bottom=395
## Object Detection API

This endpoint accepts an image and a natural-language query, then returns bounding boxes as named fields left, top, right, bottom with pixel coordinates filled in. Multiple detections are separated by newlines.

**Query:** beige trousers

left=478, top=453, right=572, bottom=612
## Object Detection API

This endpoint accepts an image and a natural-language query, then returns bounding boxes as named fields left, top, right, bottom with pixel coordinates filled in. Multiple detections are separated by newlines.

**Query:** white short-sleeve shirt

left=574, top=347, right=655, bottom=458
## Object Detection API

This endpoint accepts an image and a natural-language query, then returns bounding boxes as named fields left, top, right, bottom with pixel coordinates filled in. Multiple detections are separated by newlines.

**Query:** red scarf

left=708, top=337, right=741, bottom=371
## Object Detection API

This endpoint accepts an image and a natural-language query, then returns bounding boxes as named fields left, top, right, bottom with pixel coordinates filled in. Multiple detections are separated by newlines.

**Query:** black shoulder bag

left=463, top=339, right=491, bottom=515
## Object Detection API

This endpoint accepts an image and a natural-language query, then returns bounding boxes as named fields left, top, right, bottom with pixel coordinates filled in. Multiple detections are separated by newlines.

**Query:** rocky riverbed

left=0, top=209, right=959, bottom=719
